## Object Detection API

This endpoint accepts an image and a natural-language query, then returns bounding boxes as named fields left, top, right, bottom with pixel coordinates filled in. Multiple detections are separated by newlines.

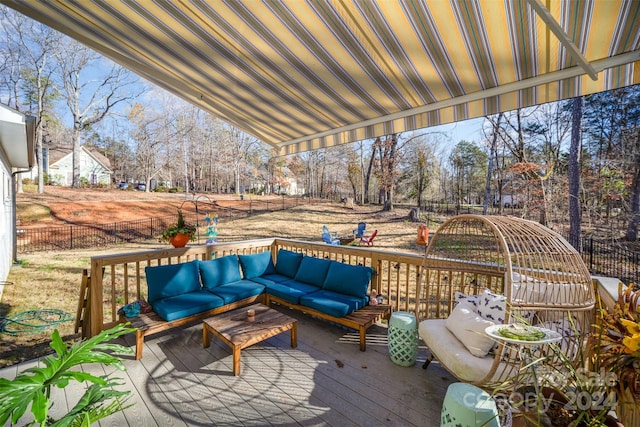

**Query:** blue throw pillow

left=146, top=260, right=201, bottom=303
left=294, top=256, right=331, bottom=287
left=238, top=251, right=276, bottom=279
left=323, top=261, right=373, bottom=298
left=199, top=254, right=242, bottom=289
left=275, top=249, right=303, bottom=278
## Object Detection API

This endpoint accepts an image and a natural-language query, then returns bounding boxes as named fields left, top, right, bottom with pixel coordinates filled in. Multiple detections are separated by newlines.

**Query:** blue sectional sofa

left=245, top=250, right=373, bottom=318
left=127, top=249, right=389, bottom=359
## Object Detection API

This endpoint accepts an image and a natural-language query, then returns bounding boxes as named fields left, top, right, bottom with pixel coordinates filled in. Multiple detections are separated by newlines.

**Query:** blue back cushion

left=294, top=256, right=331, bottom=287
left=323, top=261, right=373, bottom=298
left=146, top=260, right=201, bottom=303
left=199, top=255, right=242, bottom=289
left=238, top=251, right=276, bottom=279
left=275, top=249, right=303, bottom=278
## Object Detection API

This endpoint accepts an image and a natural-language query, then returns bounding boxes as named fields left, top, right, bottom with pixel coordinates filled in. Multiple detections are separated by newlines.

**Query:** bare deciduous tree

left=1, top=6, right=61, bottom=193
left=482, top=113, right=503, bottom=215
left=569, top=97, right=582, bottom=250
left=55, top=40, right=141, bottom=188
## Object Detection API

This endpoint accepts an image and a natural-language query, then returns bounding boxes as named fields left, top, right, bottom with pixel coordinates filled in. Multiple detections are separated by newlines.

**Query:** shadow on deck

left=1, top=308, right=455, bottom=426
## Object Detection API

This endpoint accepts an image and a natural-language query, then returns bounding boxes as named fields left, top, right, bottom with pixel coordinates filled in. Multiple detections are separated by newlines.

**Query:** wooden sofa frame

left=264, top=294, right=391, bottom=351
left=119, top=293, right=390, bottom=358
left=121, top=295, right=264, bottom=359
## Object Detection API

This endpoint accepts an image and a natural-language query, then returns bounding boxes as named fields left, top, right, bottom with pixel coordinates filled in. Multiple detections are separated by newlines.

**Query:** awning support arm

left=526, top=0, right=598, bottom=81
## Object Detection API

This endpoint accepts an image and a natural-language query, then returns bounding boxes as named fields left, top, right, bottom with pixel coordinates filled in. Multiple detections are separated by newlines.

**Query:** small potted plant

left=492, top=312, right=624, bottom=427
left=161, top=209, right=197, bottom=247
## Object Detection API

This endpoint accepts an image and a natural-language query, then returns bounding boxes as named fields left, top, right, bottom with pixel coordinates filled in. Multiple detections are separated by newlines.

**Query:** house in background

left=0, top=104, right=34, bottom=285
left=45, top=145, right=112, bottom=186
left=494, top=194, right=523, bottom=208
left=269, top=166, right=304, bottom=195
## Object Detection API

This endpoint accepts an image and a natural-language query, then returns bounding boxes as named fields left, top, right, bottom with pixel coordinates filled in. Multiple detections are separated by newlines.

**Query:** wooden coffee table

left=202, top=303, right=297, bottom=375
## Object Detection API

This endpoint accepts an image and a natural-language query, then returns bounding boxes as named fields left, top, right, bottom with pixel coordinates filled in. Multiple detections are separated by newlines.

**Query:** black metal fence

left=578, top=236, right=639, bottom=286
left=16, top=196, right=323, bottom=253
left=16, top=215, right=179, bottom=252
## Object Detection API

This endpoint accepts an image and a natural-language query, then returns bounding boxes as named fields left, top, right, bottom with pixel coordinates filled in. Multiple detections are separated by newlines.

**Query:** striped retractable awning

left=4, top=0, right=640, bottom=155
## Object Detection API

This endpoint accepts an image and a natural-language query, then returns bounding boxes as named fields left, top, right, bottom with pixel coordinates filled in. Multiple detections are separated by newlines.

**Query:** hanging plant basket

left=169, top=233, right=191, bottom=248
left=161, top=209, right=197, bottom=247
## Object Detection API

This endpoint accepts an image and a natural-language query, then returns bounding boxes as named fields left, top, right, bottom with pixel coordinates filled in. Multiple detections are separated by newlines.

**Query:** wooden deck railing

left=87, top=238, right=618, bottom=338
left=82, top=238, right=432, bottom=337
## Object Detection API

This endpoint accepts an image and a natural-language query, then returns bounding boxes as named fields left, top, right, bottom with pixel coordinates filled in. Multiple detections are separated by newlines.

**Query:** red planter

left=169, top=233, right=191, bottom=248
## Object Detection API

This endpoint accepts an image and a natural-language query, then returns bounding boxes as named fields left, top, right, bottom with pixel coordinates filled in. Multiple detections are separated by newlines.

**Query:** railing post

left=88, top=259, right=104, bottom=338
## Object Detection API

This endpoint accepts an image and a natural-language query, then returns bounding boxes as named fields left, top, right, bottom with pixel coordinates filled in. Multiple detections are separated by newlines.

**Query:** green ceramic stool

left=388, top=311, right=418, bottom=366
left=441, top=382, right=500, bottom=427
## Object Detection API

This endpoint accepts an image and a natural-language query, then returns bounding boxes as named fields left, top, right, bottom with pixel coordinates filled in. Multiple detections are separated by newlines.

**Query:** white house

left=271, top=166, right=304, bottom=195
left=494, top=194, right=522, bottom=208
left=45, top=145, right=112, bottom=186
left=0, top=104, right=35, bottom=286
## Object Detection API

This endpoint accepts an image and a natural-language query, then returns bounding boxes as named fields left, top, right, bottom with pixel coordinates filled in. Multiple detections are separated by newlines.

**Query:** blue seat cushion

left=238, top=251, right=276, bottom=279
left=294, top=256, right=331, bottom=287
left=146, top=260, right=201, bottom=304
left=323, top=261, right=373, bottom=298
left=207, top=280, right=265, bottom=304
left=199, top=254, right=242, bottom=289
left=299, top=290, right=368, bottom=318
left=264, top=279, right=321, bottom=304
left=152, top=290, right=225, bottom=322
left=249, top=273, right=291, bottom=286
left=274, top=249, right=303, bottom=278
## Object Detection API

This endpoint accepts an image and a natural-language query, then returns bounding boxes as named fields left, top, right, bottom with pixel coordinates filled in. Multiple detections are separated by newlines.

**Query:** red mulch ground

left=16, top=187, right=267, bottom=227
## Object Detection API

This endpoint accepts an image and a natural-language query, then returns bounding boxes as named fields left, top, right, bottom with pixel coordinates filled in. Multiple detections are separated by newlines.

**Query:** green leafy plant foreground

left=0, top=323, right=135, bottom=426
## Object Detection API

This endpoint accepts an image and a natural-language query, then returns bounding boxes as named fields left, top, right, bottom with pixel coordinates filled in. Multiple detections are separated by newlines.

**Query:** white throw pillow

left=454, top=291, right=480, bottom=311
left=477, top=289, right=507, bottom=323
left=446, top=301, right=496, bottom=358
left=477, top=288, right=534, bottom=324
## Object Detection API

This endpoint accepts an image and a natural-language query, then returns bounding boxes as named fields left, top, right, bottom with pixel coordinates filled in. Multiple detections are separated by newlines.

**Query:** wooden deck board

left=1, top=308, right=453, bottom=426
left=164, top=332, right=273, bottom=425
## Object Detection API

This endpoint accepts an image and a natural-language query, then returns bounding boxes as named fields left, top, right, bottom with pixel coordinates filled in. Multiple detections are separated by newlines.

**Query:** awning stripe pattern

left=3, top=0, right=640, bottom=156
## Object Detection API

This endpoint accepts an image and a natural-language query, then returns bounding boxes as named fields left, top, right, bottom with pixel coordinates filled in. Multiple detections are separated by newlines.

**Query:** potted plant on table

left=161, top=209, right=197, bottom=247
left=492, top=314, right=623, bottom=426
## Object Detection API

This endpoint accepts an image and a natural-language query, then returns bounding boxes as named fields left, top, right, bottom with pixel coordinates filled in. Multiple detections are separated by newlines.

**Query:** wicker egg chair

left=416, top=214, right=595, bottom=388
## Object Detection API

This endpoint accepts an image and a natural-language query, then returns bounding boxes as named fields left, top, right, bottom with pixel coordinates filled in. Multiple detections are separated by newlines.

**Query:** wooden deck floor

left=1, top=308, right=456, bottom=426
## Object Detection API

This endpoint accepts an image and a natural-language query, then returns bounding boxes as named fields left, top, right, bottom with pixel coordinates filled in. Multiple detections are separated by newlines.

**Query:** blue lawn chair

left=322, top=225, right=340, bottom=245
left=322, top=232, right=340, bottom=245
left=353, top=222, right=366, bottom=238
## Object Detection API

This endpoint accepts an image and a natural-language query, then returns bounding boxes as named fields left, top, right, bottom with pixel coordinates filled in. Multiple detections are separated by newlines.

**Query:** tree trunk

left=569, top=97, right=582, bottom=251
left=364, top=138, right=378, bottom=204
left=484, top=113, right=502, bottom=215
left=409, top=207, right=421, bottom=222
left=359, top=142, right=365, bottom=205
left=72, top=126, right=81, bottom=188
left=36, top=75, right=45, bottom=193
left=382, top=135, right=397, bottom=212
left=625, top=134, right=640, bottom=241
